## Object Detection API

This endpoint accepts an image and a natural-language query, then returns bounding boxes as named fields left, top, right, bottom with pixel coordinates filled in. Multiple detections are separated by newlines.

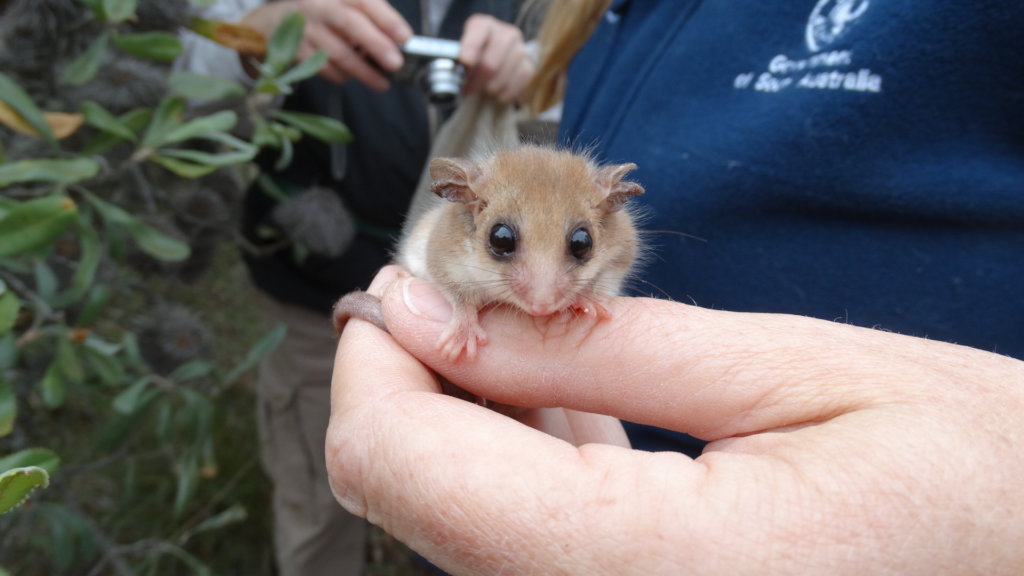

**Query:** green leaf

left=276, top=50, right=327, bottom=86
left=271, top=110, right=352, bottom=144
left=113, top=32, right=182, bottom=62
left=84, top=193, right=190, bottom=262
left=140, top=97, right=186, bottom=149
left=112, top=377, right=152, bottom=414
left=130, top=221, right=191, bottom=261
left=160, top=110, right=237, bottom=145
left=0, top=448, right=60, bottom=475
left=0, top=71, right=56, bottom=148
left=62, top=32, right=110, bottom=87
left=0, top=467, right=49, bottom=514
left=0, top=195, right=78, bottom=258
left=0, top=158, right=100, bottom=188
left=56, top=334, right=85, bottom=385
left=69, top=216, right=102, bottom=302
left=157, top=146, right=255, bottom=167
left=191, top=503, right=247, bottom=536
left=0, top=375, right=15, bottom=437
left=82, top=192, right=133, bottom=227
left=169, top=360, right=214, bottom=382
left=102, top=0, right=137, bottom=24
left=0, top=290, right=18, bottom=336
left=0, top=334, right=16, bottom=371
left=83, top=344, right=124, bottom=387
left=74, top=284, right=110, bottom=327
left=82, top=107, right=150, bottom=155
left=265, top=11, right=305, bottom=76
left=80, top=100, right=136, bottom=141
left=225, top=324, right=286, bottom=384
left=169, top=71, right=246, bottom=102
left=274, top=134, right=294, bottom=171
left=33, top=260, right=58, bottom=304
left=40, top=361, right=66, bottom=409
left=149, top=155, right=219, bottom=178
left=173, top=449, right=200, bottom=516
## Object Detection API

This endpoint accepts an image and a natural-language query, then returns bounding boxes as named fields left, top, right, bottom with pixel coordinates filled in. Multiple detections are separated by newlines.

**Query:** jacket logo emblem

left=806, top=0, right=871, bottom=52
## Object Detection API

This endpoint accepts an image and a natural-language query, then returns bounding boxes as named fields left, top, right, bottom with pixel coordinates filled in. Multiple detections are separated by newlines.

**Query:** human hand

left=240, top=0, right=412, bottom=89
left=457, top=14, right=533, bottom=103
left=326, top=267, right=1024, bottom=575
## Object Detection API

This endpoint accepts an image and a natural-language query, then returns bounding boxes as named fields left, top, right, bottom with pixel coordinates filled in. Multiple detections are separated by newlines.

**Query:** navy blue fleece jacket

left=561, top=0, right=1024, bottom=453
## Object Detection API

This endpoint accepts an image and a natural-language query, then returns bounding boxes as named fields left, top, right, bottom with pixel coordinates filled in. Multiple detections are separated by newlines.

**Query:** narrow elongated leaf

left=140, top=97, right=186, bottom=149
left=149, top=155, right=219, bottom=178
left=156, top=145, right=255, bottom=167
left=270, top=110, right=352, bottom=144
left=190, top=17, right=266, bottom=55
left=84, top=193, right=190, bottom=261
left=169, top=360, right=214, bottom=382
left=74, top=284, right=110, bottom=327
left=82, top=108, right=150, bottom=155
left=0, top=375, right=14, bottom=437
left=102, top=0, right=137, bottom=23
left=265, top=12, right=304, bottom=75
left=169, top=71, right=245, bottom=102
left=33, top=260, right=58, bottom=304
left=69, top=216, right=102, bottom=301
left=0, top=103, right=83, bottom=140
left=62, top=32, right=110, bottom=87
left=83, top=345, right=124, bottom=387
left=113, top=32, right=182, bottom=62
left=0, top=467, right=49, bottom=514
left=80, top=100, right=135, bottom=141
left=0, top=290, right=18, bottom=336
left=39, top=363, right=65, bottom=409
left=0, top=72, right=55, bottom=147
left=0, top=158, right=100, bottom=188
left=56, top=334, right=84, bottom=385
left=112, top=377, right=151, bottom=414
left=173, top=449, right=200, bottom=516
left=276, top=50, right=327, bottom=86
left=0, top=448, right=60, bottom=475
left=160, top=110, right=237, bottom=145
left=129, top=221, right=190, bottom=261
left=191, top=504, right=247, bottom=536
left=225, top=324, right=286, bottom=383
left=0, top=195, right=78, bottom=258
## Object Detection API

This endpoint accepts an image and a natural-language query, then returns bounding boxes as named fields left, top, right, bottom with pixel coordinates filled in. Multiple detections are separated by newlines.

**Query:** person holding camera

left=181, top=1, right=536, bottom=574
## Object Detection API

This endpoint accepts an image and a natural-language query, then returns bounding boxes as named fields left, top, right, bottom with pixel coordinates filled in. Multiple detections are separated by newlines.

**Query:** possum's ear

left=430, top=157, right=487, bottom=213
left=594, top=162, right=644, bottom=213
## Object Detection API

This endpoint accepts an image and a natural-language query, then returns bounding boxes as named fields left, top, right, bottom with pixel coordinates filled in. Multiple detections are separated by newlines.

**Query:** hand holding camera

left=242, top=2, right=532, bottom=102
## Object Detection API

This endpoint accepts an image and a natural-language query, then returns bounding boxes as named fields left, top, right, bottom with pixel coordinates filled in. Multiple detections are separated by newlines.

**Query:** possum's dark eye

left=488, top=223, right=516, bottom=258
left=568, top=227, right=593, bottom=261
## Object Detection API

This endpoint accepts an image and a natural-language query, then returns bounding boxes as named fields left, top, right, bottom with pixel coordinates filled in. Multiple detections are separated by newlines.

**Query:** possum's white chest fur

left=394, top=206, right=442, bottom=279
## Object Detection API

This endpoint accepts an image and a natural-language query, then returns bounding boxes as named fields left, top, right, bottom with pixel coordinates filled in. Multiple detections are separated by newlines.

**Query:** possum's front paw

left=437, top=305, right=488, bottom=362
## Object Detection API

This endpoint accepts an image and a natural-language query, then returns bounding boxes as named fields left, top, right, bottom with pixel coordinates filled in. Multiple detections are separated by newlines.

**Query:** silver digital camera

left=395, top=36, right=465, bottom=104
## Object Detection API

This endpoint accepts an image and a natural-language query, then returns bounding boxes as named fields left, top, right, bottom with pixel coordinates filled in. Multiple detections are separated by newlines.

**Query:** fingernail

left=383, top=50, right=403, bottom=71
left=400, top=277, right=453, bottom=322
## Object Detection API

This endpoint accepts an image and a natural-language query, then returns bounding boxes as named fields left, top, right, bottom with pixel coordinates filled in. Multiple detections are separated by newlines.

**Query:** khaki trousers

left=256, top=293, right=367, bottom=576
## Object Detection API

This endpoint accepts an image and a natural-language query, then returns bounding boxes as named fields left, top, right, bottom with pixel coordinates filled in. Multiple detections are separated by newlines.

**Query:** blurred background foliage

left=0, top=0, right=372, bottom=574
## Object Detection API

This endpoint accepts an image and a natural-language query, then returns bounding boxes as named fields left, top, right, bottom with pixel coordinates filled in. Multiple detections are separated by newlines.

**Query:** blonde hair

left=522, top=0, right=613, bottom=116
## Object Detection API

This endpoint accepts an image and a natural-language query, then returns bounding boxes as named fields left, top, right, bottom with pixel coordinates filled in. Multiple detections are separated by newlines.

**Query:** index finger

left=379, top=276, right=1014, bottom=441
left=322, top=1, right=412, bottom=73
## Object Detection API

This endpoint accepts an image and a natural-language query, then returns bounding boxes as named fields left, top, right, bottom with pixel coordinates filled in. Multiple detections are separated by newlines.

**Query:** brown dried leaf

left=213, top=22, right=267, bottom=57
left=0, top=102, right=84, bottom=139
